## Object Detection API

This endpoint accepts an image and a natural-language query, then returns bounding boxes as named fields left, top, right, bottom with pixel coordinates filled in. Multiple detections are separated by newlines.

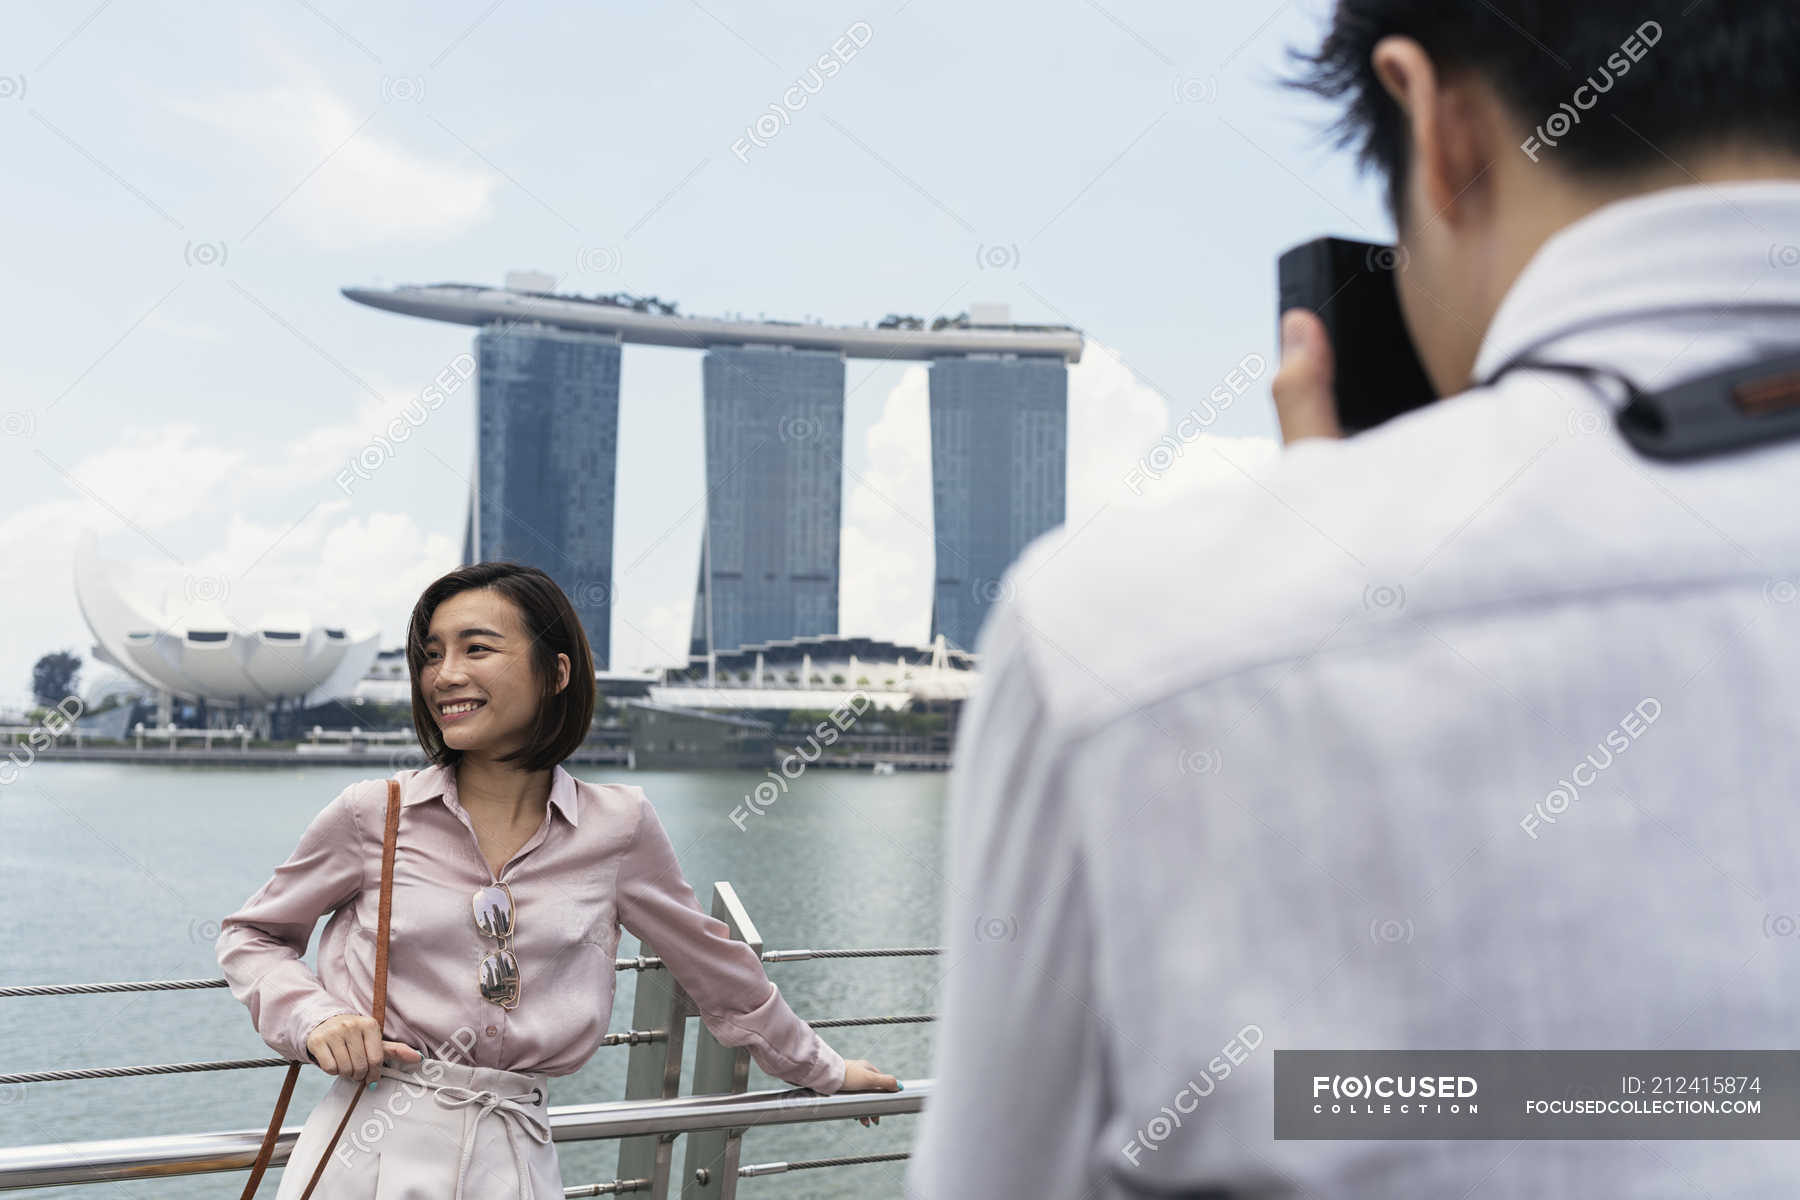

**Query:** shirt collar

left=1472, top=180, right=1800, bottom=385
left=400, top=761, right=581, bottom=827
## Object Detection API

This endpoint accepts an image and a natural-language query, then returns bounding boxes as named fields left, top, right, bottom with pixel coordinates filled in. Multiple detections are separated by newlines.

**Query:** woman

left=217, top=562, right=899, bottom=1198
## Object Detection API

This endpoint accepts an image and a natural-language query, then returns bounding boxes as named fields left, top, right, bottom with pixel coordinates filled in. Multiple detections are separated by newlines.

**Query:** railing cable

left=0, top=946, right=942, bottom=999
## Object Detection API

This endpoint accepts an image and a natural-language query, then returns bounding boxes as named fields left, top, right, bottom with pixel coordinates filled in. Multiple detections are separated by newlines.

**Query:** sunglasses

left=471, top=883, right=521, bottom=1009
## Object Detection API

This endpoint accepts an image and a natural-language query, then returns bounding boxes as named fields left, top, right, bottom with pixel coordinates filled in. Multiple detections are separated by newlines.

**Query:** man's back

left=909, top=182, right=1800, bottom=1198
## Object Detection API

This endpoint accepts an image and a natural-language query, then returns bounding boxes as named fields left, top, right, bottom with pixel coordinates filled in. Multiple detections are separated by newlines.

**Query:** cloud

left=613, top=600, right=691, bottom=675
left=22, top=426, right=247, bottom=541
left=1069, top=339, right=1279, bottom=515
left=313, top=511, right=459, bottom=633
left=838, top=339, right=1279, bottom=650
left=0, top=420, right=460, bottom=708
left=0, top=426, right=254, bottom=707
left=841, top=364, right=934, bottom=645
left=254, top=359, right=477, bottom=495
left=169, top=65, right=498, bottom=250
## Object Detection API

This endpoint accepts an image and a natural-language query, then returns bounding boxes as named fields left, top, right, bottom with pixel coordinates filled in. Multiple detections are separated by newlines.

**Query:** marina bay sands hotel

left=342, top=277, right=1083, bottom=669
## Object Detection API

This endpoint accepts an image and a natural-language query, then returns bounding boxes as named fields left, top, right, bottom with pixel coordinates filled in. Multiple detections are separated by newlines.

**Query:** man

left=909, top=3, right=1800, bottom=1197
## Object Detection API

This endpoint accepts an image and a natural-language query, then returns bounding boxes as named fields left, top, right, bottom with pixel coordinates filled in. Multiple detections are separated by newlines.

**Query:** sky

left=0, top=0, right=1394, bottom=712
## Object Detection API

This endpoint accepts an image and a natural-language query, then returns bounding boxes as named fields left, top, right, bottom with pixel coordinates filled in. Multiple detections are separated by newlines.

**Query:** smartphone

left=1277, top=236, right=1437, bottom=434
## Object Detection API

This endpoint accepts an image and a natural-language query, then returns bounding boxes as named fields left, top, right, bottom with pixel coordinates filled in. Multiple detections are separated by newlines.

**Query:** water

left=0, top=761, right=947, bottom=1198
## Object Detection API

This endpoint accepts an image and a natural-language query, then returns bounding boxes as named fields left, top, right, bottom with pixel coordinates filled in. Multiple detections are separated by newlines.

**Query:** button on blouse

left=215, top=763, right=844, bottom=1092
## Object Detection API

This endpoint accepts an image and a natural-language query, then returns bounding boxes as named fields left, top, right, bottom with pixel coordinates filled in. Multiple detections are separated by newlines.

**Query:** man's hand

left=840, top=1058, right=902, bottom=1126
left=1273, top=308, right=1343, bottom=444
left=304, top=1013, right=423, bottom=1083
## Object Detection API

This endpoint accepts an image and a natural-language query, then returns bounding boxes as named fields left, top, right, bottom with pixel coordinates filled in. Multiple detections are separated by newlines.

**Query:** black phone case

left=1278, top=237, right=1437, bottom=433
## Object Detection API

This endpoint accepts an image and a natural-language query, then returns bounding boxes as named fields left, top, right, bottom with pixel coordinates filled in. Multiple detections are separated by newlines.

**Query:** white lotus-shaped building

left=73, top=530, right=380, bottom=706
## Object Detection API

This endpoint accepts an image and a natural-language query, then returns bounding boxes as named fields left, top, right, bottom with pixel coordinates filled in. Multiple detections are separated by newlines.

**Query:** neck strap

left=1476, top=350, right=1800, bottom=461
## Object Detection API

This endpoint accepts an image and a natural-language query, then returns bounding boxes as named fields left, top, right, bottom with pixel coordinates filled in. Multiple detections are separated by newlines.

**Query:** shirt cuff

left=292, top=1000, right=357, bottom=1064
left=797, top=1038, right=847, bottom=1095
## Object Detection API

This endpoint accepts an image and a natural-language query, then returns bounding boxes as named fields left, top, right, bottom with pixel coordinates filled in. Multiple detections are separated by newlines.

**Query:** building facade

left=474, top=325, right=623, bottom=667
left=928, top=354, right=1068, bottom=650
left=691, top=344, right=845, bottom=657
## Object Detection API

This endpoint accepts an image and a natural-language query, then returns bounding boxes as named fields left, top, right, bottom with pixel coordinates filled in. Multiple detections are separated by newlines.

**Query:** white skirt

left=274, top=1057, right=559, bottom=1200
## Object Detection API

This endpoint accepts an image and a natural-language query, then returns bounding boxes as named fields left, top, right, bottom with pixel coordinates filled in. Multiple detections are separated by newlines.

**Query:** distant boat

left=871, top=760, right=896, bottom=775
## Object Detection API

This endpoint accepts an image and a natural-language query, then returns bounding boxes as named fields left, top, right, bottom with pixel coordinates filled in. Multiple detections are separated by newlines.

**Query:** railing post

left=616, top=936, right=691, bottom=1200
left=679, top=883, right=761, bottom=1200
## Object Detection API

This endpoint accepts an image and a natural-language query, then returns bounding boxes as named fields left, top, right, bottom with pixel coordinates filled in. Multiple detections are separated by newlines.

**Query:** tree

left=32, top=651, right=81, bottom=708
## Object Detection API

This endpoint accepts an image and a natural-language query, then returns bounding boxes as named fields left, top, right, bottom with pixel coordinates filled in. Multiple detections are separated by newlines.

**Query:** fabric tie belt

left=374, top=1059, right=553, bottom=1200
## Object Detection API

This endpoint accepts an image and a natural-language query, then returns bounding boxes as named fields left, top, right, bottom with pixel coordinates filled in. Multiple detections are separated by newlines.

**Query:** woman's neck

left=455, top=756, right=551, bottom=825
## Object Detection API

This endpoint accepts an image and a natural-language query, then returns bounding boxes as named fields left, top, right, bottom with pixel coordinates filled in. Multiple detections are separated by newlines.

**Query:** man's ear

left=1371, top=35, right=1490, bottom=226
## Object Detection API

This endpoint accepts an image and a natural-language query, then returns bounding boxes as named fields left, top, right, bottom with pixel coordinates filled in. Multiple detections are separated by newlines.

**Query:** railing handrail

left=0, top=1079, right=930, bottom=1190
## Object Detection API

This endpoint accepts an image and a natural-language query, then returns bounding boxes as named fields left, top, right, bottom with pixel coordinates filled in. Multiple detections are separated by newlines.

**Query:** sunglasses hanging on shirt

left=472, top=882, right=522, bottom=1009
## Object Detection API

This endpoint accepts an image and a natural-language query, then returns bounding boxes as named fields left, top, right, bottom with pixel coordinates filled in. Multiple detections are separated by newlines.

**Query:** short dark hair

left=1289, top=2, right=1800, bottom=223
left=406, top=562, right=597, bottom=771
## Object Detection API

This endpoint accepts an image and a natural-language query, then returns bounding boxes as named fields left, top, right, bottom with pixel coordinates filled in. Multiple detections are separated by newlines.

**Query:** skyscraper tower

left=928, top=354, right=1068, bottom=650
left=690, top=344, right=845, bottom=658
left=473, top=324, right=623, bottom=667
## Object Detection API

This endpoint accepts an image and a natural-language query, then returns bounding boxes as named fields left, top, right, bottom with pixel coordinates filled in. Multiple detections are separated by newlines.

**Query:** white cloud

left=838, top=339, right=1279, bottom=651
left=57, top=426, right=247, bottom=534
left=1069, top=339, right=1280, bottom=517
left=169, top=60, right=498, bottom=250
left=0, top=426, right=255, bottom=708
left=312, top=511, right=459, bottom=635
left=255, top=366, right=475, bottom=495
left=0, top=420, right=460, bottom=708
left=840, top=363, right=934, bottom=645
left=613, top=600, right=691, bottom=675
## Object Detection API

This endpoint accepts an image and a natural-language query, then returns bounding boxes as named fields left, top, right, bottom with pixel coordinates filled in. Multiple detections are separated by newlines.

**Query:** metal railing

left=0, top=1080, right=929, bottom=1193
left=0, top=883, right=938, bottom=1199
left=296, top=726, right=420, bottom=753
left=116, top=722, right=255, bottom=750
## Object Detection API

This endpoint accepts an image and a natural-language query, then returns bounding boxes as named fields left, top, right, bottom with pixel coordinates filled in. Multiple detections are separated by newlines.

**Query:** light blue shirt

left=908, top=181, right=1800, bottom=1198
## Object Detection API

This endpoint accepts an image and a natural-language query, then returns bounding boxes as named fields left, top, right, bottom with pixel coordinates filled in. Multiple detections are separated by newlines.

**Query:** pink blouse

left=215, top=763, right=844, bottom=1093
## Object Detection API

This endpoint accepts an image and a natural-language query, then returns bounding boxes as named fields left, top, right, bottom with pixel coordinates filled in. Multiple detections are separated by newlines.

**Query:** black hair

left=406, top=561, right=597, bottom=771
left=1288, top=1, right=1800, bottom=224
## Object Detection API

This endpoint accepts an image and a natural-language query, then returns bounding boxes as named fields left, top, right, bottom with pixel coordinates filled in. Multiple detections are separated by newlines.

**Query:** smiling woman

left=214, top=561, right=899, bottom=1198
left=409, top=578, right=585, bottom=779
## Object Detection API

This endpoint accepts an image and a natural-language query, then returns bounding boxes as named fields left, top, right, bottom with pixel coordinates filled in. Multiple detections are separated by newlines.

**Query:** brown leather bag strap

left=239, top=778, right=402, bottom=1199
left=235, top=1062, right=299, bottom=1197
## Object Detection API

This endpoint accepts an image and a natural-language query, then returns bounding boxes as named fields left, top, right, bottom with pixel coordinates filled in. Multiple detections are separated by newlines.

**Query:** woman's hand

left=304, top=1013, right=422, bottom=1084
left=839, top=1058, right=902, bottom=1126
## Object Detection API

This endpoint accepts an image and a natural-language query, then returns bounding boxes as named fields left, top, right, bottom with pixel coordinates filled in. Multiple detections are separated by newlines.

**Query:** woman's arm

left=616, top=792, right=846, bottom=1094
left=215, top=784, right=365, bottom=1062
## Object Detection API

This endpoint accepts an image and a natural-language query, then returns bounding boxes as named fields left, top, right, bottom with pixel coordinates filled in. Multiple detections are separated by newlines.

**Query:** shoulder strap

left=239, top=778, right=401, bottom=1199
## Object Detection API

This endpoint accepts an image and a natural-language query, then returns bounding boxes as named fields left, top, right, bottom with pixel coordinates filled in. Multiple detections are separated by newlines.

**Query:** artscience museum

left=71, top=530, right=380, bottom=736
